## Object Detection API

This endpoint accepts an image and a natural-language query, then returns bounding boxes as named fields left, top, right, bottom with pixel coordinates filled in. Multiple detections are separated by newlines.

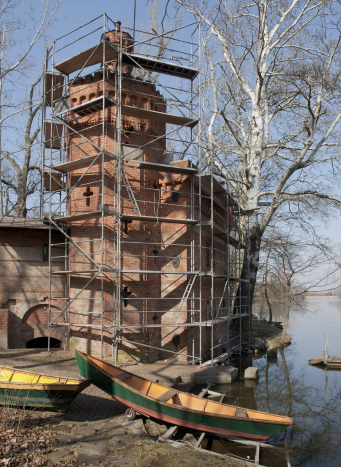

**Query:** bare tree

left=1, top=74, right=42, bottom=217
left=257, top=229, right=341, bottom=341
left=0, top=0, right=61, bottom=216
left=175, top=0, right=341, bottom=310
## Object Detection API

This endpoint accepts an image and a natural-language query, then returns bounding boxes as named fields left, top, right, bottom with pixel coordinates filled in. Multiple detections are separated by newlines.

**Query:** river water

left=211, top=298, right=341, bottom=466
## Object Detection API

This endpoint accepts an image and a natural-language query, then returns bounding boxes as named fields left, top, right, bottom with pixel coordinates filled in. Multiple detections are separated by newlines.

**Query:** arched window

left=130, top=95, right=137, bottom=107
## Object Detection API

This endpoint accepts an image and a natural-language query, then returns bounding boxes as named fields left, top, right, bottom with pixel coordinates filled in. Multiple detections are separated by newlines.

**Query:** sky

left=4, top=0, right=341, bottom=287
left=48, top=0, right=184, bottom=46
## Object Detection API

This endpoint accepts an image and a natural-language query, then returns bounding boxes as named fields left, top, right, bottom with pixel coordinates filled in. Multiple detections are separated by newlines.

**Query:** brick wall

left=0, top=227, right=65, bottom=348
left=61, top=29, right=232, bottom=361
left=0, top=309, right=8, bottom=348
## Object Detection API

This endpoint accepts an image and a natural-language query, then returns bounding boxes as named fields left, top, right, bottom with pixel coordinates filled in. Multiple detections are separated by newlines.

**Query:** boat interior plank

left=177, top=393, right=207, bottom=411
left=157, top=389, right=178, bottom=402
left=205, top=400, right=236, bottom=416
left=0, top=369, right=13, bottom=381
left=127, top=376, right=151, bottom=394
left=115, top=373, right=132, bottom=381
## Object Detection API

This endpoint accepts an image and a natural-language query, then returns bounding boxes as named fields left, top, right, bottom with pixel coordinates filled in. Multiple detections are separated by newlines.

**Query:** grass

left=128, top=434, right=244, bottom=467
left=251, top=316, right=282, bottom=340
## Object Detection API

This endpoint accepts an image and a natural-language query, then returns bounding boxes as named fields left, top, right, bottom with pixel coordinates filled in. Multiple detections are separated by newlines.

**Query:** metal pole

left=48, top=40, right=56, bottom=353
left=198, top=20, right=202, bottom=365
left=133, top=0, right=137, bottom=42
left=100, top=12, right=106, bottom=360
left=40, top=47, right=48, bottom=219
left=115, top=23, right=123, bottom=365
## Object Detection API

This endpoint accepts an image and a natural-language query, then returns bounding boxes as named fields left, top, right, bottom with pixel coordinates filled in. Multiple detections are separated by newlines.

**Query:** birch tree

left=175, top=0, right=341, bottom=307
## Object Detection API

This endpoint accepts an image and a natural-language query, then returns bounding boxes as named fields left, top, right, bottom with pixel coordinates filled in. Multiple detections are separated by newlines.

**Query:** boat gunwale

left=0, top=365, right=91, bottom=390
left=77, top=351, right=292, bottom=427
left=0, top=380, right=91, bottom=391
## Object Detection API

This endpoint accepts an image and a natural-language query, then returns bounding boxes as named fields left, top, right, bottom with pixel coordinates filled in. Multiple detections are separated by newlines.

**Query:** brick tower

left=44, top=16, right=249, bottom=363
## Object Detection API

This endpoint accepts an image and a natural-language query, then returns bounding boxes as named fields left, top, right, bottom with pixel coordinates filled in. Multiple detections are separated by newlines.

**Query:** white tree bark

left=175, top=0, right=341, bottom=302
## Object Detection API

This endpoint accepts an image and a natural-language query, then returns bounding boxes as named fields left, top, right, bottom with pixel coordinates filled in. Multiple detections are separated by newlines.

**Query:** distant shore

left=305, top=296, right=341, bottom=299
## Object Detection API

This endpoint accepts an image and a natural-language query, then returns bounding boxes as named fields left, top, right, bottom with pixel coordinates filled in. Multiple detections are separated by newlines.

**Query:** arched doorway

left=19, top=304, right=64, bottom=349
left=25, top=337, right=61, bottom=349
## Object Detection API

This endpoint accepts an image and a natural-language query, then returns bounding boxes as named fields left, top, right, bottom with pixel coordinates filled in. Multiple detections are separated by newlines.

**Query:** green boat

left=76, top=351, right=292, bottom=440
left=0, top=365, right=92, bottom=412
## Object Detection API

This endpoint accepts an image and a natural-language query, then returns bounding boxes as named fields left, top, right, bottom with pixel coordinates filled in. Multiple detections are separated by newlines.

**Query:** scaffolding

left=41, top=13, right=250, bottom=364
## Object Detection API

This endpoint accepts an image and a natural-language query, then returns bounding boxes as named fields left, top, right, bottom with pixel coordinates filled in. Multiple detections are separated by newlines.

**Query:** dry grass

left=128, top=435, right=244, bottom=467
left=251, top=317, right=282, bottom=339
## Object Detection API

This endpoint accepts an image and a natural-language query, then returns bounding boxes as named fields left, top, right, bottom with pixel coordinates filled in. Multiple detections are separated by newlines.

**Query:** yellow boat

left=0, top=365, right=92, bottom=412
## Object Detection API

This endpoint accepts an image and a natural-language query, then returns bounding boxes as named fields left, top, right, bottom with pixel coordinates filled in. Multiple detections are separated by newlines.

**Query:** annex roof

left=0, top=216, right=54, bottom=230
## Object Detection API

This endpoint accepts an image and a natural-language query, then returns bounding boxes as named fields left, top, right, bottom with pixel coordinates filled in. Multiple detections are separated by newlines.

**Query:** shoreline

left=250, top=316, right=292, bottom=352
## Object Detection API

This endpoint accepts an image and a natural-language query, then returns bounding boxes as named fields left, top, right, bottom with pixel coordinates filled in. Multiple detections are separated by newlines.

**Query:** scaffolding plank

left=201, top=352, right=230, bottom=367
left=121, top=105, right=198, bottom=129
left=54, top=40, right=118, bottom=75
left=120, top=323, right=200, bottom=328
left=122, top=269, right=199, bottom=275
left=122, top=53, right=198, bottom=80
left=54, top=152, right=116, bottom=173
left=56, top=95, right=116, bottom=117
left=45, top=72, right=65, bottom=106
left=53, top=211, right=197, bottom=225
left=43, top=170, right=65, bottom=191
left=200, top=272, right=228, bottom=279
left=51, top=269, right=99, bottom=275
left=51, top=323, right=114, bottom=328
left=229, top=237, right=246, bottom=249
left=45, top=122, right=63, bottom=149
left=119, top=316, right=249, bottom=328
left=124, top=159, right=197, bottom=175
left=195, top=175, right=246, bottom=214
left=201, top=222, right=246, bottom=248
left=122, top=214, right=198, bottom=225
left=53, top=211, right=111, bottom=223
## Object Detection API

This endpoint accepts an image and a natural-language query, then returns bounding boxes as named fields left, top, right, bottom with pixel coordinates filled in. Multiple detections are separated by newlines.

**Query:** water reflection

left=212, top=299, right=341, bottom=466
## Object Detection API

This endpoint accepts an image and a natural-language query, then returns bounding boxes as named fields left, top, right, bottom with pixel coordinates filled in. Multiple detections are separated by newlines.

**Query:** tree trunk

left=282, top=297, right=291, bottom=345
left=233, top=222, right=262, bottom=331
left=264, top=251, right=273, bottom=324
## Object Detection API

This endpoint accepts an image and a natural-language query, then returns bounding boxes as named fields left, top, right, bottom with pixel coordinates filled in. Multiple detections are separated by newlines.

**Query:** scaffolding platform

left=122, top=53, right=198, bottom=80
left=196, top=175, right=246, bottom=214
left=56, top=94, right=117, bottom=117
left=123, top=160, right=198, bottom=175
left=54, top=40, right=118, bottom=75
left=42, top=14, right=250, bottom=363
left=55, top=39, right=198, bottom=81
left=53, top=152, right=116, bottom=173
left=53, top=211, right=198, bottom=225
left=121, top=105, right=198, bottom=128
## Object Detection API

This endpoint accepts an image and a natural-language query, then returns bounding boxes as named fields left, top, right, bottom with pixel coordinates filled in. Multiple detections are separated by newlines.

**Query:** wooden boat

left=0, top=365, right=92, bottom=412
left=76, top=351, right=292, bottom=441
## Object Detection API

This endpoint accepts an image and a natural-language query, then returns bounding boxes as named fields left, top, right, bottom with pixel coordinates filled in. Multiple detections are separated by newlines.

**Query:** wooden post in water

left=324, top=333, right=328, bottom=365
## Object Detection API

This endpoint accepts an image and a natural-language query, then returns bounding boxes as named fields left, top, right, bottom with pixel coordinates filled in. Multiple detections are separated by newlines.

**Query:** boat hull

left=76, top=352, right=291, bottom=441
left=0, top=382, right=89, bottom=412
